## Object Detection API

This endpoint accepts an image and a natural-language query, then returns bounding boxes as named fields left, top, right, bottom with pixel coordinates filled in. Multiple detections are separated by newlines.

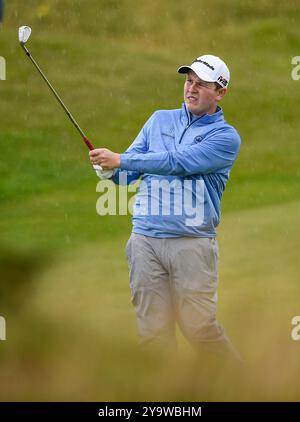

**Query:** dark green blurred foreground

left=0, top=0, right=300, bottom=400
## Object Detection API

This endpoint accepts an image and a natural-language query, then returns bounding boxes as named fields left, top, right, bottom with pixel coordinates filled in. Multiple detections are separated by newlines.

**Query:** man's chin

left=185, top=103, right=203, bottom=116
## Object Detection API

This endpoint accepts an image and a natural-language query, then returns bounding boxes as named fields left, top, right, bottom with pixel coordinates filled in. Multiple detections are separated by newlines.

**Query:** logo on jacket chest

left=193, top=135, right=204, bottom=143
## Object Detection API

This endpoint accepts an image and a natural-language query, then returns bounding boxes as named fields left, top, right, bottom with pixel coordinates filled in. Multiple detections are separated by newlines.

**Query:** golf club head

left=19, top=26, right=32, bottom=45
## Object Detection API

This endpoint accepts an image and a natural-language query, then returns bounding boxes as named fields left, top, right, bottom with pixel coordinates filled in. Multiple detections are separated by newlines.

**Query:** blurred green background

left=0, top=0, right=300, bottom=401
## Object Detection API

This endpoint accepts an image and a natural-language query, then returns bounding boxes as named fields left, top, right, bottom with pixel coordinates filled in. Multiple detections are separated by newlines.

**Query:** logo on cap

left=217, top=75, right=228, bottom=87
left=193, top=58, right=215, bottom=71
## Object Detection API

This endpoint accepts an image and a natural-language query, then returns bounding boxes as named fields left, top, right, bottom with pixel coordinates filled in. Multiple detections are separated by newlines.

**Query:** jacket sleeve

left=120, top=129, right=241, bottom=176
left=112, top=114, right=154, bottom=185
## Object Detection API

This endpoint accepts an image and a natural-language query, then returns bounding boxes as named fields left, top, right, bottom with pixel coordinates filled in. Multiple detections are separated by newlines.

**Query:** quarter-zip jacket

left=112, top=103, right=241, bottom=238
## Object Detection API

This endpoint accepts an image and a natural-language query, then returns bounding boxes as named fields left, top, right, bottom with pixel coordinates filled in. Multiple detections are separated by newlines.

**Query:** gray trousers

left=126, top=233, right=239, bottom=360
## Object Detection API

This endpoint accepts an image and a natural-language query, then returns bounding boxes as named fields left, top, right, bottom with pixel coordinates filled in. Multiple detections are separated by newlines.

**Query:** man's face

left=183, top=70, right=226, bottom=116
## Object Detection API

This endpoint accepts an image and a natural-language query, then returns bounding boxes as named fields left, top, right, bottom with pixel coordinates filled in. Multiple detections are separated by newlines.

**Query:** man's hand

left=89, top=148, right=120, bottom=170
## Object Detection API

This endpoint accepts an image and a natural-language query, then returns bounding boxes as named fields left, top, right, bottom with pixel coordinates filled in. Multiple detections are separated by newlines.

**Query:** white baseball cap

left=178, top=54, right=230, bottom=88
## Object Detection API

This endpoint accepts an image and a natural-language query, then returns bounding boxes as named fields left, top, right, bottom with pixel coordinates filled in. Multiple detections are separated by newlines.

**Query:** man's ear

left=216, top=88, right=227, bottom=102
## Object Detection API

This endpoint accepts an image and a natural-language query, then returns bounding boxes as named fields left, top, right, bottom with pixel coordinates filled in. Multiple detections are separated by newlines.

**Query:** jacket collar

left=181, top=103, right=224, bottom=126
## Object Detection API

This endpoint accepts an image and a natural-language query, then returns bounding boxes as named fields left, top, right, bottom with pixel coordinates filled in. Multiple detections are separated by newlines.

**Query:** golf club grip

left=83, top=136, right=94, bottom=150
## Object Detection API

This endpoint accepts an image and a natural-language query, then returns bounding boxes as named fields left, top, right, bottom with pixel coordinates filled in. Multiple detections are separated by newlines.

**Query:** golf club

left=18, top=25, right=94, bottom=151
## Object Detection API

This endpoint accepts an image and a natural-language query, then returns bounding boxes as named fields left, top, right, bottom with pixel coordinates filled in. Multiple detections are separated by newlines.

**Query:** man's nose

left=188, top=82, right=197, bottom=91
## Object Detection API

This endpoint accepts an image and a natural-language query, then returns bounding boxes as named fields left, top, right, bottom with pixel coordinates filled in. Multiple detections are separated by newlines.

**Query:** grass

left=0, top=0, right=300, bottom=401
left=1, top=199, right=300, bottom=401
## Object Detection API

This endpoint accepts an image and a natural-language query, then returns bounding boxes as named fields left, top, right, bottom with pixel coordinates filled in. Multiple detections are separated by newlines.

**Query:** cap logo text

left=193, top=59, right=215, bottom=71
left=217, top=75, right=228, bottom=87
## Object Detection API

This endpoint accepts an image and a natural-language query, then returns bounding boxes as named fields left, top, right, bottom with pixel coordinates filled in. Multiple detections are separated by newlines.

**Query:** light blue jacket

left=112, top=103, right=241, bottom=238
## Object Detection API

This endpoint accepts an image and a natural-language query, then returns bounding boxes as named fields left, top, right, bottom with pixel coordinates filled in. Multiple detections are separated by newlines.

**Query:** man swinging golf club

left=90, top=55, right=242, bottom=360
left=90, top=54, right=242, bottom=362
left=18, top=27, right=241, bottom=359
left=99, top=55, right=242, bottom=360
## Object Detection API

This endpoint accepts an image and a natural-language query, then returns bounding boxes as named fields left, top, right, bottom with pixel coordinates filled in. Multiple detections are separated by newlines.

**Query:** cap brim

left=177, top=64, right=216, bottom=83
left=178, top=65, right=192, bottom=74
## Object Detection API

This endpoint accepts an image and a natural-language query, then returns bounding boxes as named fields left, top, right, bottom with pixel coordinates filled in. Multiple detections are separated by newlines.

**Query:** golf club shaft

left=21, top=44, right=94, bottom=150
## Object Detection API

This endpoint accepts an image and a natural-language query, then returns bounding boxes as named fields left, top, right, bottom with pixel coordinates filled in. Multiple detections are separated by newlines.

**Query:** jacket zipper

left=178, top=105, right=202, bottom=144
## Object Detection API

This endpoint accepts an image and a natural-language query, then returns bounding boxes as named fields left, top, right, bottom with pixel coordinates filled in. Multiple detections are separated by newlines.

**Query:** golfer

left=90, top=55, right=241, bottom=360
